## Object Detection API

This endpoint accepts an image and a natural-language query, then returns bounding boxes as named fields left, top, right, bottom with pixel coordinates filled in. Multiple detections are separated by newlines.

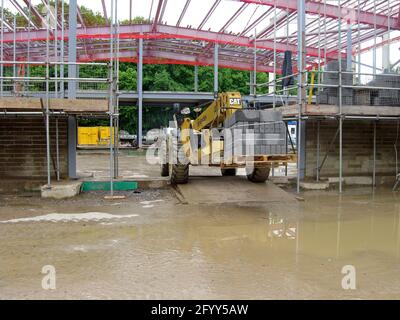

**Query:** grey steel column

left=68, top=0, right=77, bottom=179
left=56, top=118, right=60, bottom=181
left=60, top=0, right=65, bottom=98
left=109, top=0, right=115, bottom=195
left=299, top=120, right=306, bottom=180
left=54, top=0, right=58, bottom=96
left=296, top=0, right=306, bottom=193
left=338, top=0, right=343, bottom=193
left=214, top=43, right=219, bottom=98
left=382, top=34, right=391, bottom=72
left=249, top=71, right=254, bottom=95
left=316, top=121, right=320, bottom=181
left=46, top=10, right=51, bottom=187
left=373, top=121, right=376, bottom=187
left=194, top=65, right=198, bottom=92
left=114, top=12, right=120, bottom=178
left=254, top=29, right=257, bottom=109
left=68, top=116, right=77, bottom=179
left=1, top=0, right=4, bottom=97
left=68, top=0, right=77, bottom=99
left=346, top=24, right=352, bottom=72
left=138, top=38, right=143, bottom=148
left=13, top=16, right=16, bottom=93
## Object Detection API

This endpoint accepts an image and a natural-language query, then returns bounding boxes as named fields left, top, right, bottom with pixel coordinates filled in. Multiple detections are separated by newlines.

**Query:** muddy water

left=0, top=188, right=400, bottom=299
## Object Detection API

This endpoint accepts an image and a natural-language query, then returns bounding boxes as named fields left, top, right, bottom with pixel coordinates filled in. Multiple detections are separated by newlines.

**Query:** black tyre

left=170, top=163, right=189, bottom=184
left=160, top=138, right=169, bottom=177
left=161, top=163, right=169, bottom=177
left=221, top=168, right=236, bottom=176
left=170, top=145, right=189, bottom=184
left=246, top=166, right=270, bottom=183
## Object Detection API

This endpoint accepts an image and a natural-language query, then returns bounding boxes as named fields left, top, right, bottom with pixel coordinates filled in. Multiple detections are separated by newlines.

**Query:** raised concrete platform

left=300, top=181, right=330, bottom=190
left=270, top=176, right=290, bottom=185
left=344, top=176, right=373, bottom=185
left=41, top=182, right=82, bottom=199
left=177, top=176, right=297, bottom=205
left=327, top=176, right=372, bottom=186
left=40, top=177, right=169, bottom=199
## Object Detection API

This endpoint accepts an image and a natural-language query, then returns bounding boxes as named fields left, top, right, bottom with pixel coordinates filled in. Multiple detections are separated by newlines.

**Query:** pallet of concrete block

left=367, top=73, right=400, bottom=106
left=224, top=109, right=282, bottom=128
left=353, top=89, right=372, bottom=106
left=223, top=109, right=286, bottom=156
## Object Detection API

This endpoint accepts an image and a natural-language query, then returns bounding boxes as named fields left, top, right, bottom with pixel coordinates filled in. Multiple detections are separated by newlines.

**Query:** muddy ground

left=0, top=151, right=400, bottom=299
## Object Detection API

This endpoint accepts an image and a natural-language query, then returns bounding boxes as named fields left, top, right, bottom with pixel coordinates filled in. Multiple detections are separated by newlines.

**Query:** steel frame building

left=1, top=0, right=400, bottom=194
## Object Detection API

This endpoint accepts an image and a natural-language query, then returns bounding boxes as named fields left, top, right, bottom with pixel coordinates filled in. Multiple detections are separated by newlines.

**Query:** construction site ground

left=1, top=150, right=400, bottom=299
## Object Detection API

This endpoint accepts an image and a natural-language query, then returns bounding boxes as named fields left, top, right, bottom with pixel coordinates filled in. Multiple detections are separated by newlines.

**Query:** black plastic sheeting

left=281, top=50, right=294, bottom=88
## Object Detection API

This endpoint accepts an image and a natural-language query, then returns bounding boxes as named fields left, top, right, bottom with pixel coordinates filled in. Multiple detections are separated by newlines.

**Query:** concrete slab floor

left=76, top=149, right=297, bottom=180
left=177, top=176, right=297, bottom=205
left=1, top=187, right=400, bottom=299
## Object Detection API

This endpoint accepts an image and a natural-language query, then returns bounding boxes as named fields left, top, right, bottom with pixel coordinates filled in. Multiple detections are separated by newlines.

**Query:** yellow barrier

left=78, top=127, right=99, bottom=145
left=98, top=126, right=115, bottom=145
left=78, top=127, right=115, bottom=146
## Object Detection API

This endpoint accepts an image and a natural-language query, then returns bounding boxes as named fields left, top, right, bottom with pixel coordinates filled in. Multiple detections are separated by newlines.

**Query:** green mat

left=81, top=181, right=138, bottom=192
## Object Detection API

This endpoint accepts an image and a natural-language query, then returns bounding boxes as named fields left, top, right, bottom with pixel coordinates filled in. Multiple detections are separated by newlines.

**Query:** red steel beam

left=101, top=0, right=108, bottom=20
left=160, top=0, right=168, bottom=23
left=10, top=0, right=37, bottom=29
left=219, top=3, right=248, bottom=32
left=22, top=0, right=48, bottom=28
left=78, top=49, right=278, bottom=73
left=2, top=23, right=343, bottom=59
left=176, top=0, right=191, bottom=27
left=0, top=18, right=12, bottom=31
left=40, top=0, right=62, bottom=29
left=238, top=0, right=400, bottom=30
left=239, top=7, right=274, bottom=36
left=77, top=7, right=86, bottom=28
left=198, top=0, right=221, bottom=30
left=152, top=0, right=164, bottom=32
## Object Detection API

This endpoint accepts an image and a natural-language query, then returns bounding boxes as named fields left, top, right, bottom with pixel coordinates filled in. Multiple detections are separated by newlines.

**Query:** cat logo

left=229, top=98, right=241, bottom=105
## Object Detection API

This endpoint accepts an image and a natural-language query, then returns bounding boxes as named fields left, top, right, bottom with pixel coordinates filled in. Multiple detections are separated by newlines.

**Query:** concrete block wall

left=305, top=120, right=400, bottom=178
left=0, top=117, right=69, bottom=180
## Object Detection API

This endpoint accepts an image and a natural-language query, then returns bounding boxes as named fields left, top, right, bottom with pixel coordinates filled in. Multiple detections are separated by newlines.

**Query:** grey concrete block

left=41, top=182, right=82, bottom=199
left=259, top=110, right=283, bottom=122
left=224, top=110, right=261, bottom=128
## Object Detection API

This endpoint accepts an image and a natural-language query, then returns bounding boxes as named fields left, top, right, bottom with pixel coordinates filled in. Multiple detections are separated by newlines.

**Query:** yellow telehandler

left=160, top=92, right=295, bottom=184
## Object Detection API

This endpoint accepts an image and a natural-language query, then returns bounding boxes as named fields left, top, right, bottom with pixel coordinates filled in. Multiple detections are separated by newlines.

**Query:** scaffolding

left=0, top=0, right=118, bottom=196
left=1, top=0, right=400, bottom=194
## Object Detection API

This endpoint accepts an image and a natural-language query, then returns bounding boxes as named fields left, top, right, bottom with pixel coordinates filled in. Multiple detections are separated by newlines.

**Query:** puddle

left=2, top=188, right=400, bottom=299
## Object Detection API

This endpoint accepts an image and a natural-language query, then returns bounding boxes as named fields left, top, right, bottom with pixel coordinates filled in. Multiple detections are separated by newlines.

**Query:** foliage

left=4, top=1, right=106, bottom=28
left=120, top=16, right=150, bottom=25
left=111, top=64, right=269, bottom=134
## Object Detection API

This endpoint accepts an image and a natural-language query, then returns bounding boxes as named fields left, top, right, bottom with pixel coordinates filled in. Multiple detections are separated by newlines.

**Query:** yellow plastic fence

left=78, top=127, right=115, bottom=146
